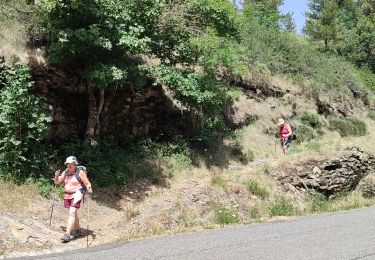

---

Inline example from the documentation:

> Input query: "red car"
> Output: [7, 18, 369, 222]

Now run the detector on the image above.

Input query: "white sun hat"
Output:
[64, 156, 78, 165]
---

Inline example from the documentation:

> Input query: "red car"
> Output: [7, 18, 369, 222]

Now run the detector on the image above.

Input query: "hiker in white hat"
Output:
[53, 156, 93, 243]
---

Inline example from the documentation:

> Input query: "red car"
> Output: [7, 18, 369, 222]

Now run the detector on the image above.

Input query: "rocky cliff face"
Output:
[31, 64, 193, 141]
[277, 147, 375, 198]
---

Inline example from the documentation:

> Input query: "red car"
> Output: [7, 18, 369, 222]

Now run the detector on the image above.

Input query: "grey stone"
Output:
[277, 148, 375, 197]
[312, 166, 321, 174]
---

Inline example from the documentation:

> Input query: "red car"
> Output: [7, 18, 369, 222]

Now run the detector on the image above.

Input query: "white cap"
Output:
[64, 156, 78, 165]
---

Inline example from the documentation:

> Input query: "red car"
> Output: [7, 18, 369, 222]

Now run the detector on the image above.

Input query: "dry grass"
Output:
[0, 16, 29, 62]
[0, 181, 39, 214]
[0, 4, 45, 65]
[1, 83, 375, 252]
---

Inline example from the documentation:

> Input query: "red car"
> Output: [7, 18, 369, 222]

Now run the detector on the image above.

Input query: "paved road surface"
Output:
[24, 207, 375, 260]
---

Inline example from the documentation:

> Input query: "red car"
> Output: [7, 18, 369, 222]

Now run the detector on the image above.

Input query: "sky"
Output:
[279, 0, 309, 33]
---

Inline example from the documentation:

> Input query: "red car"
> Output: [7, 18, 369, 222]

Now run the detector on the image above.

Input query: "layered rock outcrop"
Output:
[30, 65, 193, 140]
[278, 147, 375, 197]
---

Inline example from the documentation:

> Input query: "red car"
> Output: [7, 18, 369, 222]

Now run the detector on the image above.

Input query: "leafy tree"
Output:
[35, 0, 240, 143]
[304, 0, 374, 72]
[337, 0, 375, 71]
[304, 0, 340, 49]
[280, 12, 296, 32]
[243, 0, 284, 29]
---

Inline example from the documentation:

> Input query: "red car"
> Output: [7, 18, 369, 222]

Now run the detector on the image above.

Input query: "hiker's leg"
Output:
[66, 206, 77, 235]
[74, 209, 80, 230]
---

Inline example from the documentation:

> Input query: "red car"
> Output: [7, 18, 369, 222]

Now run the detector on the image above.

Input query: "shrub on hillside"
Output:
[328, 116, 367, 137]
[367, 111, 375, 120]
[246, 180, 269, 199]
[59, 137, 192, 188]
[215, 206, 239, 225]
[268, 197, 295, 217]
[293, 122, 317, 143]
[0, 63, 52, 180]
[301, 111, 324, 129]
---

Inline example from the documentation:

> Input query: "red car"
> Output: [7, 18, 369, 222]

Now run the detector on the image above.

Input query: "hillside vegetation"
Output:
[1, 0, 375, 256]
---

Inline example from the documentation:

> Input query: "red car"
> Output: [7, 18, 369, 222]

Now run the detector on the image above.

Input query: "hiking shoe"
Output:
[72, 229, 82, 238]
[60, 233, 71, 243]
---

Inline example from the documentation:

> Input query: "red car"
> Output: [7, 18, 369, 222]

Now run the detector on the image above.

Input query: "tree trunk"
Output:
[86, 84, 119, 143]
[95, 89, 105, 136]
[101, 84, 118, 134]
[86, 84, 98, 143]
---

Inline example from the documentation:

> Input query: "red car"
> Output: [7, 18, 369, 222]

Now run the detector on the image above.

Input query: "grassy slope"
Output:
[2, 3, 375, 256]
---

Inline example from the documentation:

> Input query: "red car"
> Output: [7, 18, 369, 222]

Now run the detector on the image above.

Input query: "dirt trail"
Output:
[0, 174, 217, 258]
[1, 158, 281, 259]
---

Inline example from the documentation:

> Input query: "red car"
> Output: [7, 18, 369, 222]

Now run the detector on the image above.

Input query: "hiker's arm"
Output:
[79, 170, 93, 193]
[53, 170, 65, 185]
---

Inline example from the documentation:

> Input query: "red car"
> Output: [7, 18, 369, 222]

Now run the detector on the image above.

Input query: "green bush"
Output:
[357, 68, 375, 94]
[308, 191, 331, 213]
[246, 180, 269, 199]
[268, 198, 295, 217]
[0, 63, 52, 181]
[367, 111, 375, 120]
[240, 19, 372, 102]
[215, 206, 239, 225]
[59, 137, 192, 188]
[301, 111, 324, 129]
[328, 116, 367, 137]
[294, 122, 317, 143]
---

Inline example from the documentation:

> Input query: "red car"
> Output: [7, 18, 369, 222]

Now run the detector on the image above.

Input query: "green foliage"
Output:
[243, 0, 284, 29]
[367, 110, 375, 120]
[246, 180, 269, 199]
[0, 63, 52, 180]
[241, 17, 366, 98]
[301, 111, 324, 129]
[304, 0, 340, 49]
[187, 0, 240, 38]
[338, 12, 375, 72]
[85, 64, 127, 89]
[308, 190, 331, 213]
[140, 138, 192, 178]
[357, 67, 375, 93]
[328, 116, 367, 137]
[215, 206, 239, 225]
[145, 65, 224, 109]
[192, 34, 247, 76]
[304, 0, 375, 72]
[226, 88, 242, 101]
[304, 140, 321, 152]
[268, 197, 295, 217]
[59, 137, 192, 187]
[292, 122, 317, 143]
[36, 0, 163, 88]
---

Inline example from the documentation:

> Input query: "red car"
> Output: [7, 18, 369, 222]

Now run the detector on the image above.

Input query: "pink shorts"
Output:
[64, 198, 81, 209]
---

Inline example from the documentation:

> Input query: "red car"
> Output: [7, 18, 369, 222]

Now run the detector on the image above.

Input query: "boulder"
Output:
[278, 147, 375, 198]
[357, 175, 375, 198]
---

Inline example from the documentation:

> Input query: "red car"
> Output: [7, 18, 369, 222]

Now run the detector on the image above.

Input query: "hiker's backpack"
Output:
[64, 166, 88, 192]
[283, 123, 297, 141]
[289, 124, 297, 140]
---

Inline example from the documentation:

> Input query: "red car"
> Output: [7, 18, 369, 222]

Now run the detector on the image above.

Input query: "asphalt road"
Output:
[25, 207, 375, 260]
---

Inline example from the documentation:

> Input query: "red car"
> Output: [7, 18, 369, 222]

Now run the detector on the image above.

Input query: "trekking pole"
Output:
[274, 138, 277, 158]
[86, 196, 90, 248]
[49, 183, 57, 228]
